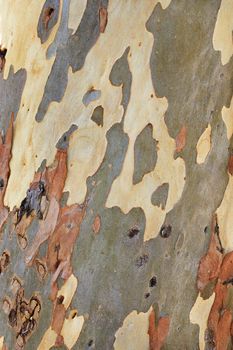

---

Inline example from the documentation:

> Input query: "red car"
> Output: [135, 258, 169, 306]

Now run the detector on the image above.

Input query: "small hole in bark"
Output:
[144, 292, 150, 299]
[128, 227, 139, 238]
[0, 178, 4, 190]
[57, 295, 64, 304]
[71, 311, 77, 319]
[135, 254, 149, 267]
[43, 7, 55, 29]
[8, 309, 17, 327]
[204, 226, 208, 234]
[88, 339, 93, 347]
[159, 224, 172, 238]
[149, 276, 157, 287]
[0, 48, 7, 72]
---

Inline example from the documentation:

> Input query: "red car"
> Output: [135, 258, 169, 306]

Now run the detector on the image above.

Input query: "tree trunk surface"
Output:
[0, 1, 232, 349]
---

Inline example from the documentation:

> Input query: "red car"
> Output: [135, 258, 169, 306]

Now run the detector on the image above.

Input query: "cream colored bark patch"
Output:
[190, 293, 215, 350]
[57, 273, 78, 309]
[0, 337, 4, 350]
[61, 311, 84, 349]
[68, 0, 87, 33]
[196, 124, 211, 164]
[114, 308, 152, 350]
[213, 0, 233, 65]
[38, 327, 57, 350]
[222, 96, 233, 140]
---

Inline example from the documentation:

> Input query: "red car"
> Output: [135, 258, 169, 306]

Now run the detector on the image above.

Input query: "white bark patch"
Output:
[213, 0, 233, 65]
[196, 124, 211, 164]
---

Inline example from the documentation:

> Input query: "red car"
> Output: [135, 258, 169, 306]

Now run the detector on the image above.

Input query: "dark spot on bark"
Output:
[17, 181, 46, 224]
[223, 277, 233, 286]
[57, 295, 64, 304]
[0, 177, 4, 190]
[159, 225, 172, 238]
[8, 309, 17, 327]
[135, 254, 149, 267]
[149, 276, 157, 287]
[128, 226, 140, 238]
[37, 0, 60, 44]
[0, 48, 7, 72]
[133, 124, 158, 185]
[145, 292, 150, 299]
[88, 339, 94, 347]
[204, 226, 208, 234]
[91, 105, 104, 127]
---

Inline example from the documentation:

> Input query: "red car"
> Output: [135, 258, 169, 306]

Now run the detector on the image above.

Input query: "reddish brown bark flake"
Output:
[0, 113, 14, 231]
[92, 214, 101, 234]
[228, 154, 233, 175]
[175, 126, 187, 153]
[99, 7, 108, 33]
[148, 309, 170, 350]
[197, 214, 223, 292]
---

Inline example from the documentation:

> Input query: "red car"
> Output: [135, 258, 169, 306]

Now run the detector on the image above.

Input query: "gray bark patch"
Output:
[133, 123, 158, 185]
[0, 66, 26, 136]
[82, 89, 101, 107]
[56, 123, 78, 150]
[109, 46, 132, 117]
[151, 183, 169, 210]
[91, 105, 104, 126]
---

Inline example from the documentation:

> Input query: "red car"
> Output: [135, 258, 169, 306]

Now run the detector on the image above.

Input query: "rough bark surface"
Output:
[0, 1, 233, 349]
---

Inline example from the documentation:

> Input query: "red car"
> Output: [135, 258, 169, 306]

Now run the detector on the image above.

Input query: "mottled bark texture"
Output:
[0, 0, 233, 349]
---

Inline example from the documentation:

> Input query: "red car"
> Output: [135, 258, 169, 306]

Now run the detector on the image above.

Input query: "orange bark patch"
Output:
[51, 297, 66, 335]
[0, 113, 14, 231]
[25, 149, 68, 265]
[99, 7, 108, 33]
[175, 126, 187, 153]
[228, 154, 233, 175]
[92, 214, 101, 234]
[197, 215, 223, 292]
[47, 203, 86, 283]
[148, 309, 170, 350]
[205, 252, 233, 348]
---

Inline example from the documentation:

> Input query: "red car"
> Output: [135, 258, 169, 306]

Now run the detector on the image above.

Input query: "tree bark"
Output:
[0, 1, 232, 349]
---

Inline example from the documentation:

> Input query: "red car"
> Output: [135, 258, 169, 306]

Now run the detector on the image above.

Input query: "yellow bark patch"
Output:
[190, 293, 215, 350]
[213, 0, 233, 65]
[114, 308, 152, 350]
[61, 310, 85, 349]
[196, 124, 211, 164]
[57, 273, 78, 309]
[0, 337, 4, 350]
[37, 327, 57, 350]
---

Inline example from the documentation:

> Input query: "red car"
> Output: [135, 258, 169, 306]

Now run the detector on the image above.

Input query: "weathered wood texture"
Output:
[0, 1, 232, 349]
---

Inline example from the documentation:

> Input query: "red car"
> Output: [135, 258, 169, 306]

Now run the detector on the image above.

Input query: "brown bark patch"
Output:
[0, 113, 13, 231]
[92, 215, 101, 234]
[99, 7, 108, 33]
[175, 126, 187, 153]
[197, 215, 223, 292]
[148, 309, 170, 350]
[228, 154, 233, 175]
